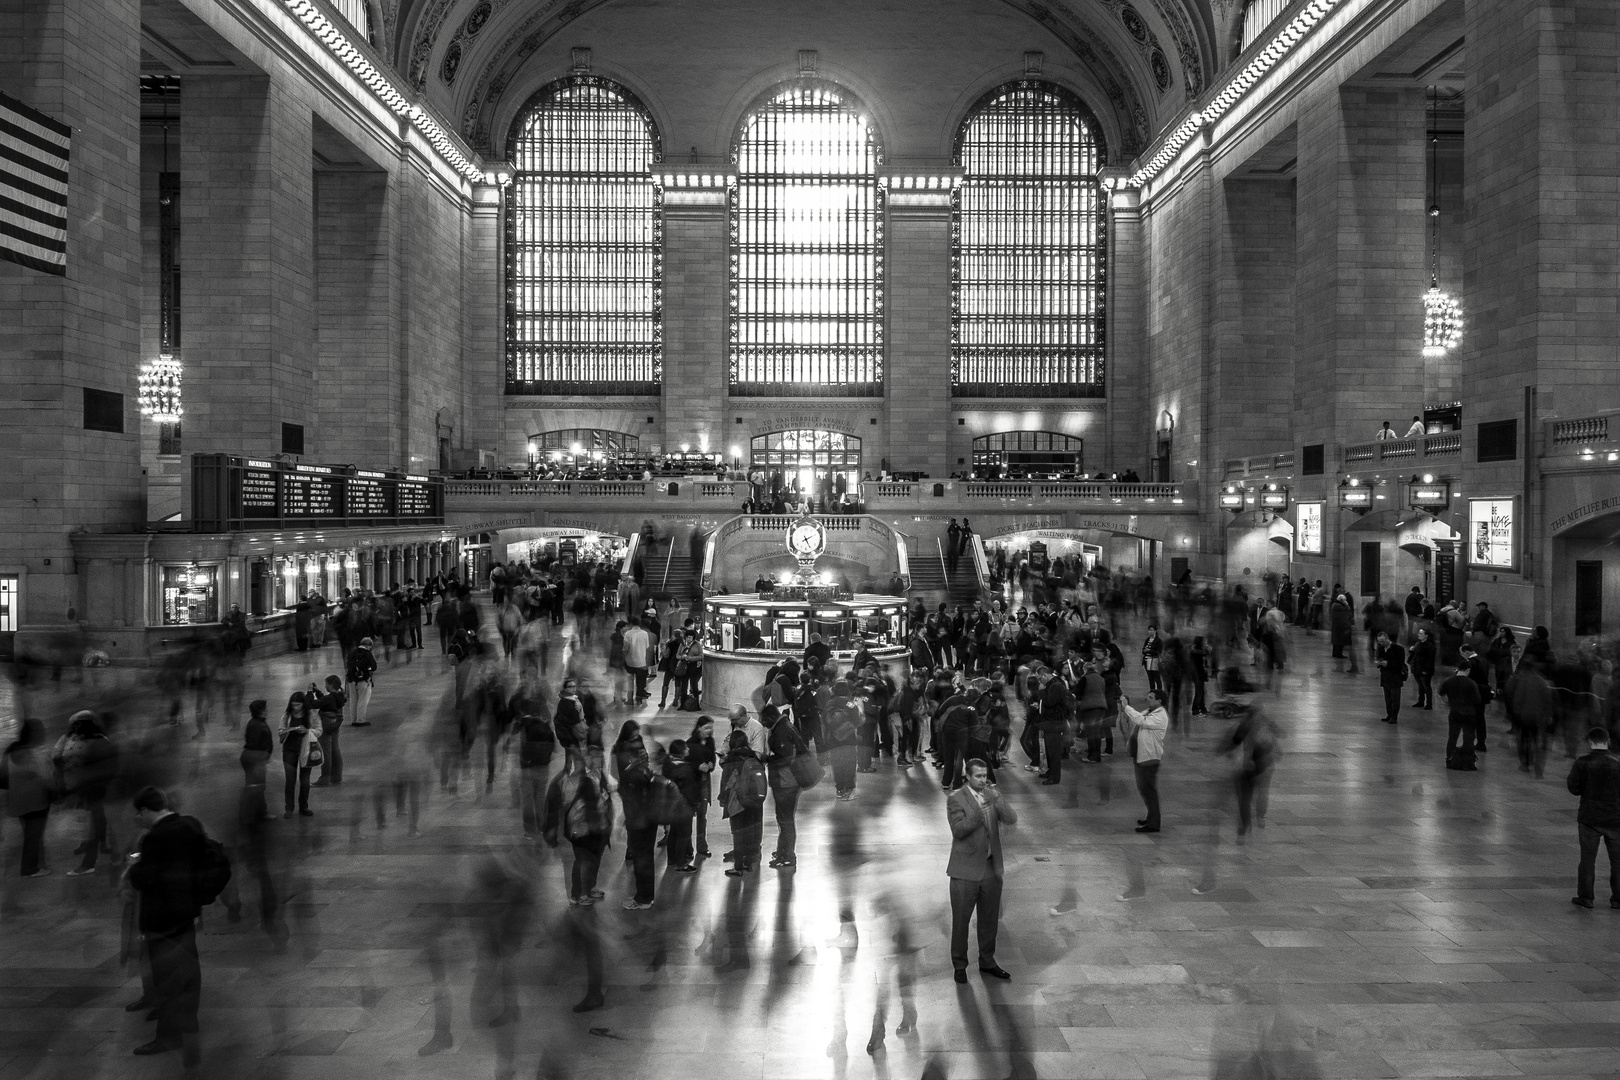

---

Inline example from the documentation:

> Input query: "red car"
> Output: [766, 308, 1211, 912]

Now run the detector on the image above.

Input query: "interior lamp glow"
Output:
[282, 563, 298, 579]
[1422, 284, 1463, 357]
[138, 354, 183, 422]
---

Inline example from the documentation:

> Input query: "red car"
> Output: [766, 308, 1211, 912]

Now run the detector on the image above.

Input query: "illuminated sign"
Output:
[1469, 498, 1515, 569]
[1340, 487, 1372, 510]
[1259, 489, 1289, 510]
[1296, 503, 1323, 554]
[1219, 490, 1244, 510]
[1411, 482, 1450, 509]
[191, 454, 444, 532]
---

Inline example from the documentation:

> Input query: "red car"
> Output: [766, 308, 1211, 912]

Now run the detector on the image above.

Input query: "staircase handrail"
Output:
[969, 533, 990, 597]
[660, 534, 675, 594]
[936, 536, 949, 584]
[619, 531, 640, 581]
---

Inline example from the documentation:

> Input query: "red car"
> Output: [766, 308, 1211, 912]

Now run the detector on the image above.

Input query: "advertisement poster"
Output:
[1296, 503, 1323, 554]
[1468, 498, 1514, 568]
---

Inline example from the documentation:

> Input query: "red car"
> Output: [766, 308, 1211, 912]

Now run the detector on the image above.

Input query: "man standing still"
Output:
[1375, 631, 1407, 724]
[127, 787, 214, 1065]
[1440, 663, 1481, 770]
[1568, 727, 1620, 910]
[946, 759, 1016, 983]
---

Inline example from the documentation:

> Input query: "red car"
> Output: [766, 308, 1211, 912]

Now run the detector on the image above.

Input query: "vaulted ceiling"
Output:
[377, 0, 1231, 162]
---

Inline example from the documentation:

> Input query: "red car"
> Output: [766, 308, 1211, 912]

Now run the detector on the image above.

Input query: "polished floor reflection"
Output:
[2, 614, 1618, 1080]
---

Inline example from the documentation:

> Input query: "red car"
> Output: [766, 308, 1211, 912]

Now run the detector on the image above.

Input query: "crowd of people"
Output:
[6, 549, 1620, 1070]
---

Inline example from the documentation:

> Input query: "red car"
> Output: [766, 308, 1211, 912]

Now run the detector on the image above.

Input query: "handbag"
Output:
[305, 739, 324, 767]
[789, 752, 823, 790]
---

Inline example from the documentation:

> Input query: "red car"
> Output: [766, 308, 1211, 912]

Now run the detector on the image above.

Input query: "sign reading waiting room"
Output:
[1468, 497, 1516, 570]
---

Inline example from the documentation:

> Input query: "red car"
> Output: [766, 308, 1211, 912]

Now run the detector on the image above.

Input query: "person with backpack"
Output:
[126, 785, 230, 1065]
[346, 637, 377, 727]
[612, 720, 658, 909]
[823, 681, 864, 801]
[543, 749, 614, 908]
[719, 729, 767, 876]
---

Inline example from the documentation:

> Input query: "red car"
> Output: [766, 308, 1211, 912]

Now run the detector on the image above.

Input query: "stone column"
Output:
[181, 74, 316, 461]
[0, 0, 145, 631]
[661, 189, 726, 455]
[1106, 186, 1145, 474]
[1294, 86, 1428, 441]
[885, 190, 952, 477]
[1463, 0, 1620, 627]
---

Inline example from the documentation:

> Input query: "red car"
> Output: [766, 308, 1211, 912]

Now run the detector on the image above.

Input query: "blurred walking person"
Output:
[54, 710, 118, 876]
[3, 719, 55, 877]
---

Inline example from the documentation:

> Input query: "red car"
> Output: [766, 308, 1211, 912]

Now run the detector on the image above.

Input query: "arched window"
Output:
[951, 82, 1106, 398]
[1240, 0, 1290, 51]
[505, 77, 662, 395]
[731, 83, 884, 397]
[971, 431, 1084, 479]
[749, 429, 863, 493]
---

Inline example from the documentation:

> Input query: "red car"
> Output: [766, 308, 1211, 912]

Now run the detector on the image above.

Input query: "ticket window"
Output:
[162, 565, 219, 625]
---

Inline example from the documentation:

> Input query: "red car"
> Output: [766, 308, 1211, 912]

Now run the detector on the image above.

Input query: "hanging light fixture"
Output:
[141, 80, 184, 422]
[139, 354, 183, 421]
[1422, 85, 1462, 358]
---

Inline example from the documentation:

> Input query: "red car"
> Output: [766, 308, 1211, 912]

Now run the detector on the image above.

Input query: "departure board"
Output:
[191, 455, 445, 531]
[347, 474, 391, 517]
[283, 468, 341, 517]
[396, 479, 434, 517]
[241, 460, 279, 518]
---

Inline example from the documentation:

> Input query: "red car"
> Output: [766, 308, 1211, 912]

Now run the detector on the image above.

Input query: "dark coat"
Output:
[1568, 751, 1620, 828]
[129, 813, 208, 934]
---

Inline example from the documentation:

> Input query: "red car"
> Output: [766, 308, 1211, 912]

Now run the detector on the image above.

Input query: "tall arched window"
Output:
[731, 83, 884, 397]
[505, 77, 662, 395]
[951, 82, 1106, 398]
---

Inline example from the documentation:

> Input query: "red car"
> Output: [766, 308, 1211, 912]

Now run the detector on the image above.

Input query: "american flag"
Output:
[0, 90, 71, 276]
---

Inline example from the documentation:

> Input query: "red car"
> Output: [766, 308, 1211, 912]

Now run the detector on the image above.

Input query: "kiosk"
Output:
[699, 512, 910, 708]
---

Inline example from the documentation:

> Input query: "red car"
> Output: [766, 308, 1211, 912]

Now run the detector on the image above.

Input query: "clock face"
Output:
[789, 522, 823, 556]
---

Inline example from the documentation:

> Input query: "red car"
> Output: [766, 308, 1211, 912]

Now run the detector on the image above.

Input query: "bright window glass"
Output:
[952, 82, 1105, 397]
[506, 78, 661, 395]
[731, 85, 883, 396]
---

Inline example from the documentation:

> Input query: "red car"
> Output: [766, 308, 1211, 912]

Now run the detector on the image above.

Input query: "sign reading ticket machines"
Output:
[1468, 498, 1516, 570]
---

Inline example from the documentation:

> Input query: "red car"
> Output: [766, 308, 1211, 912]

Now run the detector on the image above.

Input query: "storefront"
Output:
[65, 527, 464, 665]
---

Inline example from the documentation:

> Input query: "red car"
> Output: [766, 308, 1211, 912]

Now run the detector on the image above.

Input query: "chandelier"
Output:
[138, 354, 183, 422]
[1421, 86, 1462, 359]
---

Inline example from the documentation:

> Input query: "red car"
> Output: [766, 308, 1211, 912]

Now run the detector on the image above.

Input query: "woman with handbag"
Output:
[3, 719, 56, 877]
[312, 675, 348, 786]
[612, 721, 657, 910]
[279, 692, 320, 817]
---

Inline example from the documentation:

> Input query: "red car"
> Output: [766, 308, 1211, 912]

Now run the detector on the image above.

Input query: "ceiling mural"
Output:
[395, 0, 1216, 157]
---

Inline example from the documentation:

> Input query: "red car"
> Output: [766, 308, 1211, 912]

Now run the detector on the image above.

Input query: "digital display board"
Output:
[191, 455, 444, 531]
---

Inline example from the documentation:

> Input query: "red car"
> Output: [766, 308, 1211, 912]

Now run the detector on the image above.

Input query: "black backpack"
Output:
[190, 820, 233, 907]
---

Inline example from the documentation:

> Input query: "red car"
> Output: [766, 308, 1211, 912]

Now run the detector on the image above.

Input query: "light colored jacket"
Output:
[1120, 701, 1169, 763]
[623, 625, 652, 669]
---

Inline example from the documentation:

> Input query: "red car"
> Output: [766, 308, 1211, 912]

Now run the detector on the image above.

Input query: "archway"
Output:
[970, 431, 1084, 479]
[749, 430, 863, 504]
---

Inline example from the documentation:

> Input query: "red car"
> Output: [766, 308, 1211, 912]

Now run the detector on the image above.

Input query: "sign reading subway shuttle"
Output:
[191, 454, 444, 531]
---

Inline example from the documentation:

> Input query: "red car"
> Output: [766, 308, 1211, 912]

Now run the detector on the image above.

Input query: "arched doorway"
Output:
[749, 430, 862, 502]
[971, 431, 1084, 479]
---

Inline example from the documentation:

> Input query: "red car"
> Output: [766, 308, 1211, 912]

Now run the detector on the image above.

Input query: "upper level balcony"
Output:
[443, 477, 1198, 519]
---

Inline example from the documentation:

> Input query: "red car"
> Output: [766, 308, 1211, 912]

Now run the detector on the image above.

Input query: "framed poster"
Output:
[1296, 502, 1323, 554]
[1468, 497, 1516, 570]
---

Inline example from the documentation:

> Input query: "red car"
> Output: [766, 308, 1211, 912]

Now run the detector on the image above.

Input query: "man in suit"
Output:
[946, 758, 1017, 983]
[1375, 631, 1408, 724]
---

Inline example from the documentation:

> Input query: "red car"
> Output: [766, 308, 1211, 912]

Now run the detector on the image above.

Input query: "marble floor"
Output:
[2, 612, 1618, 1080]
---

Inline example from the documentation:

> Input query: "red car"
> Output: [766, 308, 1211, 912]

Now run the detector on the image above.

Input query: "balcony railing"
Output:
[1223, 451, 1294, 477]
[1342, 436, 1459, 467]
[1552, 416, 1609, 445]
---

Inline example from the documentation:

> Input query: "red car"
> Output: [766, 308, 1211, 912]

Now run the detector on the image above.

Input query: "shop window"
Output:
[162, 565, 218, 625]
[158, 421, 182, 456]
